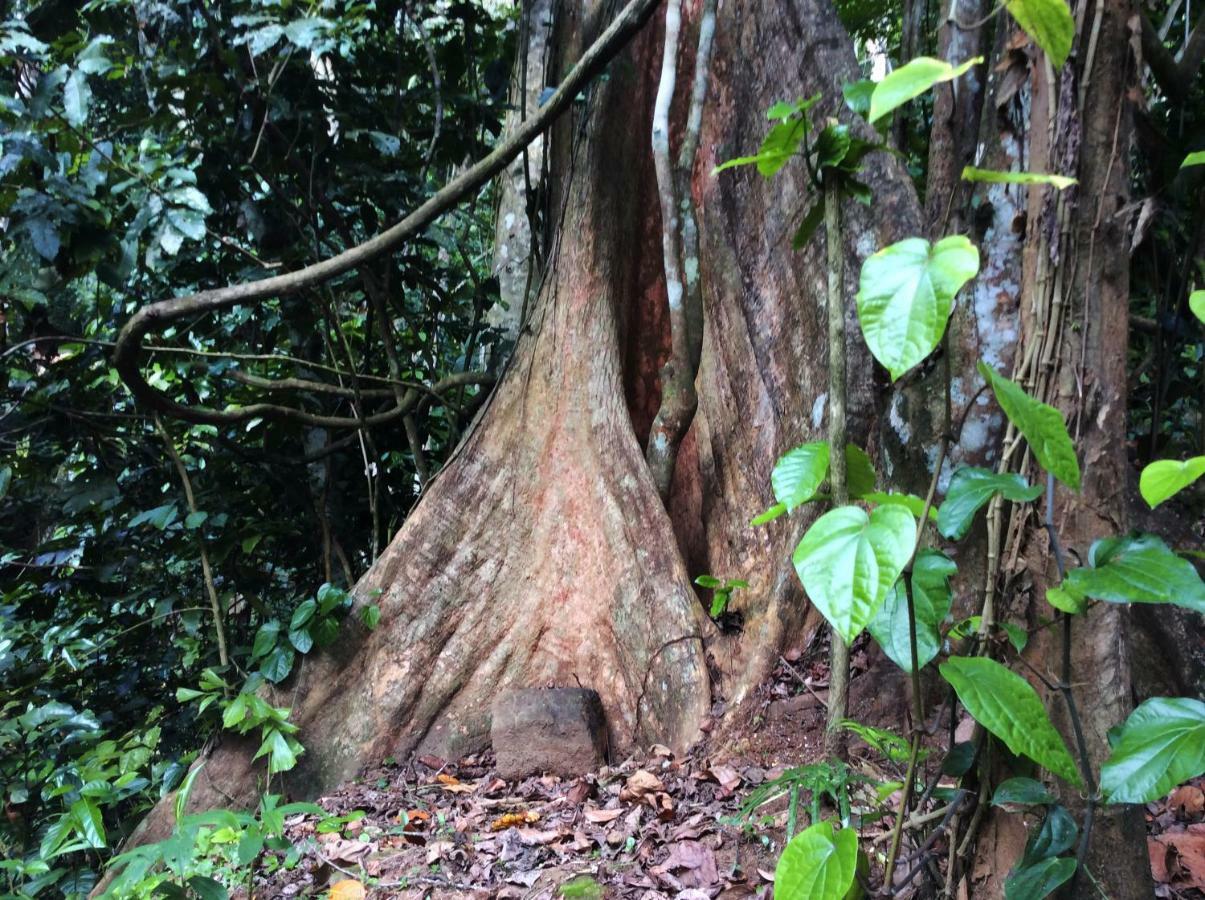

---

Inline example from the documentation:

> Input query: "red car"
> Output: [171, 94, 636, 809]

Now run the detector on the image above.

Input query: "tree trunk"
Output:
[121, 4, 1155, 897]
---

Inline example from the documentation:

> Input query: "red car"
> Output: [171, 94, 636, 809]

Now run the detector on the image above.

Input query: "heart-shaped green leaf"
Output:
[1062, 534, 1205, 614]
[857, 236, 979, 381]
[937, 467, 1043, 540]
[1003, 857, 1077, 900]
[978, 362, 1080, 490]
[940, 656, 1083, 787]
[1139, 456, 1205, 508]
[1005, 0, 1075, 68]
[773, 819, 858, 900]
[793, 505, 915, 644]
[772, 442, 830, 511]
[868, 56, 982, 124]
[1101, 697, 1205, 804]
[868, 549, 956, 671]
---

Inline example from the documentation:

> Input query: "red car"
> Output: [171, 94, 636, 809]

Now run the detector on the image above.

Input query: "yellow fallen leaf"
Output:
[490, 810, 540, 831]
[329, 880, 365, 900]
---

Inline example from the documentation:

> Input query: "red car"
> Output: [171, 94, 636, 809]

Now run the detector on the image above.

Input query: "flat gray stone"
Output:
[491, 688, 607, 779]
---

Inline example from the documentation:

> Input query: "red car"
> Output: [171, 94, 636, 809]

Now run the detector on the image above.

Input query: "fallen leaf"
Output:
[328, 879, 366, 900]
[491, 810, 540, 831]
[583, 807, 624, 824]
[620, 770, 665, 801]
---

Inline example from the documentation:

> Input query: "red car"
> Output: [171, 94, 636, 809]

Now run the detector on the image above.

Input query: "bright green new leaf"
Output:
[960, 166, 1076, 189]
[978, 362, 1080, 490]
[714, 118, 806, 178]
[1063, 534, 1205, 614]
[1003, 857, 1076, 900]
[1180, 150, 1205, 168]
[793, 505, 915, 644]
[1191, 290, 1205, 324]
[773, 819, 858, 900]
[868, 550, 956, 671]
[221, 694, 248, 730]
[1139, 456, 1205, 508]
[773, 442, 830, 510]
[69, 798, 106, 848]
[857, 236, 979, 381]
[1005, 0, 1075, 68]
[868, 56, 981, 124]
[1044, 584, 1085, 614]
[940, 656, 1083, 787]
[1100, 697, 1205, 804]
[937, 467, 1043, 540]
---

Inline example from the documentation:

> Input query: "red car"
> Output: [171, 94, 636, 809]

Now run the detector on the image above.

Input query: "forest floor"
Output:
[247, 638, 1205, 899]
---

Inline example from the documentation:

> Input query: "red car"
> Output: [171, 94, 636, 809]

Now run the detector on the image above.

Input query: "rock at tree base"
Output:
[491, 688, 608, 779]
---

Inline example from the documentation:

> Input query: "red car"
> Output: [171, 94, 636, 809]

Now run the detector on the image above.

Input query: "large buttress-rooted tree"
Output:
[122, 1, 1159, 894]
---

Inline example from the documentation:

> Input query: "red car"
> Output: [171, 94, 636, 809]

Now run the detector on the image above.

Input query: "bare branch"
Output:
[113, 0, 663, 425]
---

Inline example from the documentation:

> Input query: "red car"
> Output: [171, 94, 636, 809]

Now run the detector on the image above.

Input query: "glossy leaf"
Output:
[940, 656, 1082, 787]
[773, 819, 858, 900]
[1182, 151, 1205, 168]
[868, 56, 981, 123]
[846, 444, 877, 498]
[1062, 534, 1205, 614]
[1003, 857, 1076, 900]
[992, 777, 1054, 807]
[1100, 697, 1205, 804]
[978, 362, 1080, 490]
[1044, 585, 1085, 615]
[960, 166, 1076, 189]
[868, 550, 956, 671]
[857, 236, 979, 381]
[1023, 805, 1077, 862]
[1005, 0, 1075, 67]
[772, 442, 830, 510]
[793, 505, 915, 644]
[1139, 456, 1205, 508]
[751, 502, 788, 526]
[937, 467, 1043, 540]
[63, 69, 90, 125]
[862, 491, 937, 520]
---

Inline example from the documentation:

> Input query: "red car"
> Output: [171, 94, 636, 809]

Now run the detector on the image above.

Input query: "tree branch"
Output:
[1141, 8, 1205, 102]
[112, 0, 663, 425]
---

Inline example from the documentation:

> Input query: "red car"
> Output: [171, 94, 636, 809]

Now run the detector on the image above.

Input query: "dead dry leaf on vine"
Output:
[328, 879, 365, 900]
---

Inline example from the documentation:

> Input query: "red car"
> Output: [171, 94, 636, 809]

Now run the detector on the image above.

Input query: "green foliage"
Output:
[1139, 456, 1205, 508]
[960, 166, 1076, 189]
[1100, 697, 1205, 804]
[855, 236, 979, 381]
[939, 657, 1082, 787]
[1058, 534, 1205, 614]
[868, 550, 955, 671]
[992, 777, 1055, 807]
[977, 362, 1081, 490]
[937, 468, 1044, 541]
[694, 575, 749, 618]
[867, 57, 981, 124]
[773, 820, 858, 900]
[734, 760, 857, 833]
[1003, 857, 1077, 900]
[773, 442, 832, 511]
[714, 96, 821, 176]
[1182, 151, 1205, 168]
[1005, 0, 1075, 67]
[793, 505, 915, 644]
[1191, 289, 1205, 323]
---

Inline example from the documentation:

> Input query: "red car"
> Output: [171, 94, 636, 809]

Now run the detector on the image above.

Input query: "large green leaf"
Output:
[772, 442, 830, 511]
[1100, 697, 1205, 804]
[714, 97, 820, 177]
[992, 777, 1055, 807]
[937, 467, 1043, 540]
[1183, 151, 1205, 169]
[1061, 534, 1205, 614]
[1023, 805, 1077, 863]
[846, 444, 877, 498]
[960, 166, 1076, 189]
[773, 819, 858, 900]
[1191, 290, 1205, 323]
[939, 656, 1082, 787]
[1005, 0, 1075, 68]
[856, 236, 978, 381]
[868, 56, 981, 124]
[977, 362, 1080, 490]
[63, 68, 90, 126]
[868, 550, 956, 671]
[1139, 457, 1205, 508]
[1003, 857, 1077, 900]
[793, 505, 915, 644]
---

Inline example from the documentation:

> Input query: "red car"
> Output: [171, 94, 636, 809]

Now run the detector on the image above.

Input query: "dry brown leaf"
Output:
[490, 810, 540, 831]
[583, 807, 624, 824]
[619, 770, 664, 801]
[328, 879, 366, 900]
